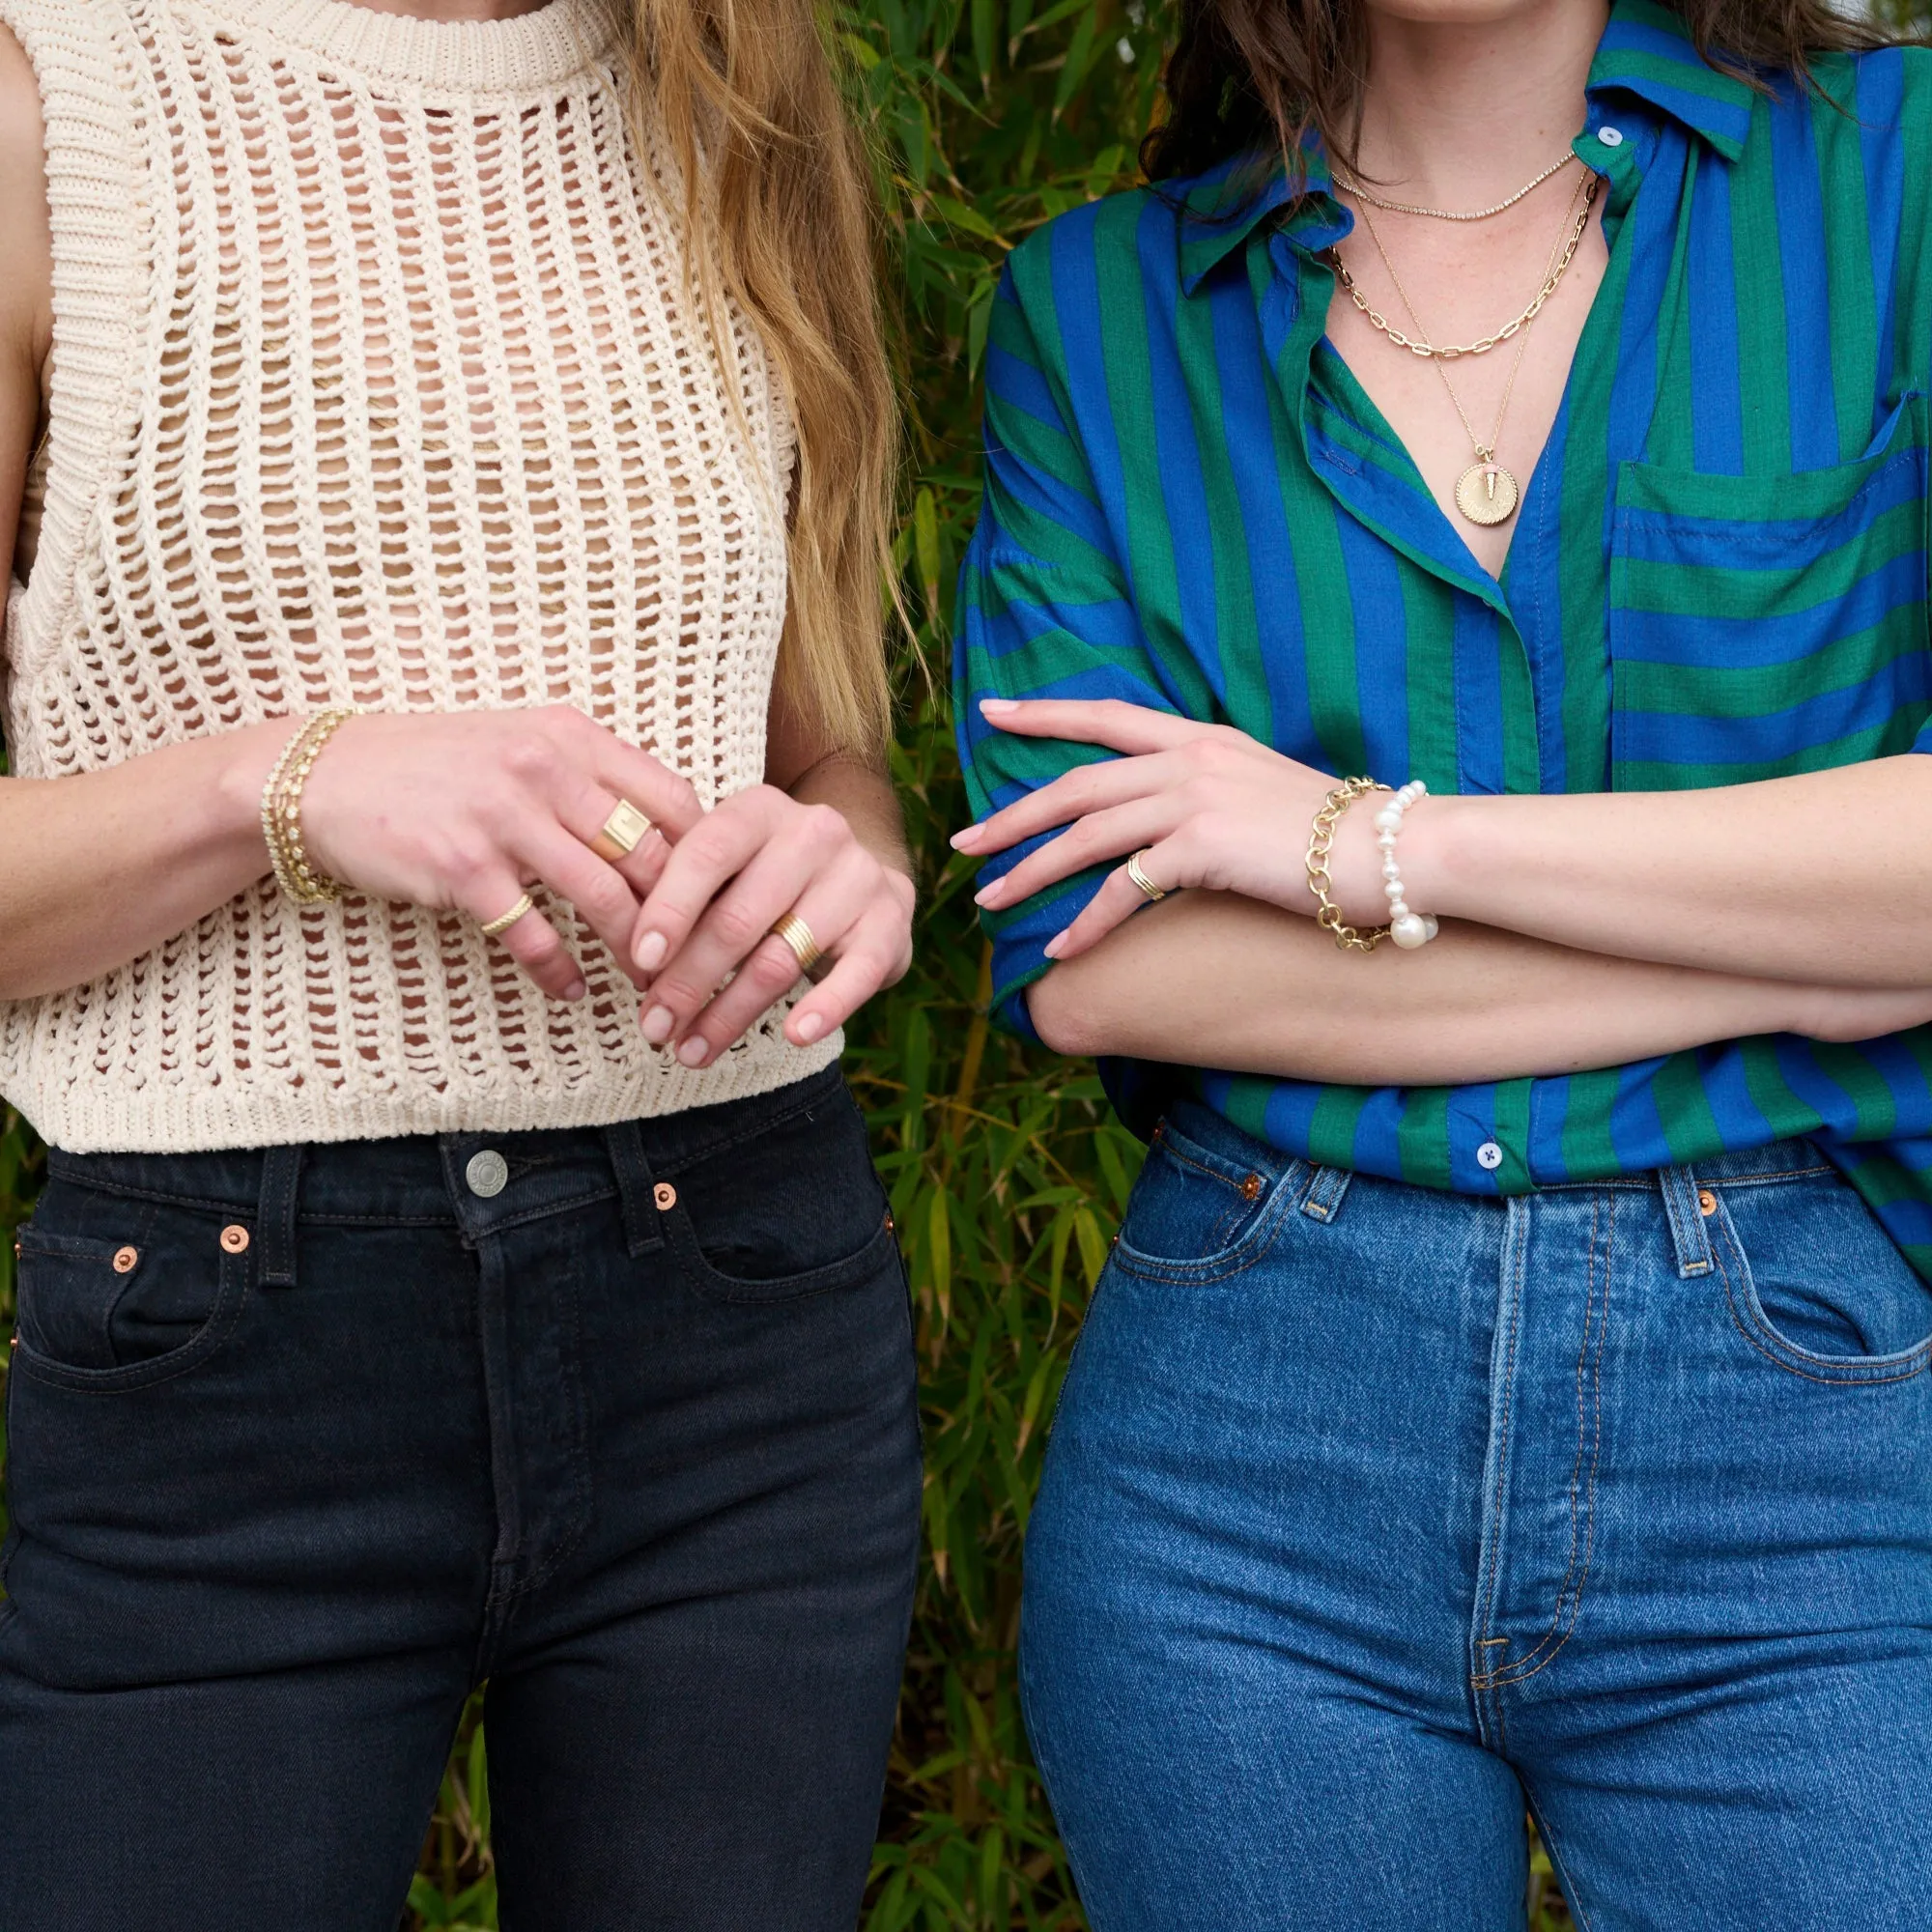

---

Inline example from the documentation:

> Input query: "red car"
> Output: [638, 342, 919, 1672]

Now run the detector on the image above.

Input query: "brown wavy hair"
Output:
[1143, 1, 1908, 192]
[619, 0, 897, 759]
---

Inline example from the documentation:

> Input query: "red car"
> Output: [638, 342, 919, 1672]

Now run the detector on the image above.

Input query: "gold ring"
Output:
[587, 798, 653, 865]
[770, 913, 824, 980]
[479, 892, 535, 938]
[1126, 849, 1168, 903]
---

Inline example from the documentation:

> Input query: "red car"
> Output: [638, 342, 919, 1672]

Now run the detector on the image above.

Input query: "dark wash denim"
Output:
[0, 1065, 922, 1932]
[1020, 1102, 1932, 1932]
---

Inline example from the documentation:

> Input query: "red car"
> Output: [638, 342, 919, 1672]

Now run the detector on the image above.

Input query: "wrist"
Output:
[213, 718, 307, 873]
[1389, 790, 1473, 922]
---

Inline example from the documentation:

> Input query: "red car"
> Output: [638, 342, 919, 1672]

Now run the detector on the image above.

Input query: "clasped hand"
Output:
[953, 697, 1391, 953]
[299, 706, 912, 1064]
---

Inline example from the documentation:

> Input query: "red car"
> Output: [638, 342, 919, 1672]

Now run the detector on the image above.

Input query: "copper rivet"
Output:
[1697, 1190, 1719, 1218]
[220, 1224, 251, 1254]
[112, 1245, 139, 1274]
[1240, 1174, 1263, 1201]
[653, 1183, 676, 1211]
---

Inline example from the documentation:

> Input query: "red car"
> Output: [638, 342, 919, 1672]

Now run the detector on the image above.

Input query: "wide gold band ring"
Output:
[587, 798, 653, 866]
[770, 913, 826, 980]
[479, 892, 536, 938]
[1126, 849, 1168, 903]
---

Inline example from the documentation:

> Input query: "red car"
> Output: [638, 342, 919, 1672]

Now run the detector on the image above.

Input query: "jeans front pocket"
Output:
[13, 1185, 252, 1394]
[1111, 1114, 1302, 1286]
[1608, 392, 1930, 792]
[1706, 1173, 1932, 1388]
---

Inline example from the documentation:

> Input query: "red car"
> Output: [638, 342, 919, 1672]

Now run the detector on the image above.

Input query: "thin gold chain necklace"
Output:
[1326, 168, 1597, 361]
[1332, 150, 1578, 223]
[1351, 169, 1594, 528]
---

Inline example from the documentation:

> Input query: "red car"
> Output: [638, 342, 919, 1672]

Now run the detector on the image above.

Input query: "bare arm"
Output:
[1027, 891, 1932, 1087]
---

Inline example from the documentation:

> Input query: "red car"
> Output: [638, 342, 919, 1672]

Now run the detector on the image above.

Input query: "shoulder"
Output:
[1003, 183, 1179, 334]
[0, 18, 51, 364]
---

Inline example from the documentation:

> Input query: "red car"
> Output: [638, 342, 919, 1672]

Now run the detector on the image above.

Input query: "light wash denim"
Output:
[1020, 1102, 1932, 1930]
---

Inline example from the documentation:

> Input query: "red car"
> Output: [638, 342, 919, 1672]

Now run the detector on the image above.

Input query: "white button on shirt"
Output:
[1476, 1142, 1504, 1172]
[1597, 126, 1625, 148]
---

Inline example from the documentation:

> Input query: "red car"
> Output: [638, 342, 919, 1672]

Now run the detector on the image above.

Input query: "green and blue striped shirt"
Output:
[955, 0, 1932, 1273]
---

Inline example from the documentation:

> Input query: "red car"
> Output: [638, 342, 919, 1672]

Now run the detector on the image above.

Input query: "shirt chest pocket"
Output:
[1606, 393, 1931, 792]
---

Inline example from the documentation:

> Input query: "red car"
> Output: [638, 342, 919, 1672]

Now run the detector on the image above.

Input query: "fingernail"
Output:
[979, 697, 1020, 716]
[635, 930, 668, 973]
[563, 979, 587, 1002]
[641, 1006, 676, 1044]
[950, 827, 982, 851]
[1042, 930, 1068, 959]
[795, 1011, 826, 1043]
[677, 1037, 710, 1068]
[975, 882, 1004, 907]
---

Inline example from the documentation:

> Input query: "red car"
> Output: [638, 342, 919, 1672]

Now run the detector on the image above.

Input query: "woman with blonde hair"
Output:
[0, 1, 918, 1924]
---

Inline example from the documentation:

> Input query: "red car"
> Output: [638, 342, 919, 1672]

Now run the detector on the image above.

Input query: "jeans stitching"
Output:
[1477, 1191, 1611, 1690]
[1710, 1212, 1932, 1387]
[1521, 1777, 1596, 1932]
[1475, 1204, 1529, 1667]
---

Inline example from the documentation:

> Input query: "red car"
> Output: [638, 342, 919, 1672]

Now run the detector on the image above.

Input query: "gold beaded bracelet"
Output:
[260, 709, 356, 905]
[1305, 776, 1394, 952]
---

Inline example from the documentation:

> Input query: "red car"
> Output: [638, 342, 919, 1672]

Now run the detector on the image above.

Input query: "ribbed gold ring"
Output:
[770, 913, 824, 979]
[479, 893, 535, 938]
[587, 798, 653, 865]
[1126, 849, 1168, 903]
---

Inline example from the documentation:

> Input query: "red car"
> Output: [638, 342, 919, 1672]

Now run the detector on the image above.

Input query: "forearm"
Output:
[783, 752, 912, 888]
[0, 724, 288, 1000]
[1400, 757, 1932, 987]
[1025, 891, 1853, 1088]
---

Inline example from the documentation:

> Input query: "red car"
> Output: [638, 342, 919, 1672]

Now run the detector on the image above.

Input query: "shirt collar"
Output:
[1173, 0, 1756, 298]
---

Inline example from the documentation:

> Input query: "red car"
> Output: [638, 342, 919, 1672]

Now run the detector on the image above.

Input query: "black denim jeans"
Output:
[0, 1065, 922, 1931]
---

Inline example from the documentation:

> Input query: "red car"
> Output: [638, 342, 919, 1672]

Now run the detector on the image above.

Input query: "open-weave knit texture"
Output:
[0, 0, 839, 1152]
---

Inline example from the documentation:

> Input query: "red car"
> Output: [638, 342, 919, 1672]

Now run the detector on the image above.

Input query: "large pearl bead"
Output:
[1390, 912, 1431, 949]
[1373, 809, 1403, 833]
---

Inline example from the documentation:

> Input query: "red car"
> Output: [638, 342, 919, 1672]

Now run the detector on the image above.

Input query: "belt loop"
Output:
[604, 1119, 664, 1258]
[1299, 1163, 1353, 1224]
[256, 1144, 305, 1290]
[1657, 1163, 1715, 1277]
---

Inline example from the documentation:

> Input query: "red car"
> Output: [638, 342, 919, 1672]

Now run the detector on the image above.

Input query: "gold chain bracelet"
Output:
[260, 709, 356, 905]
[1306, 777, 1393, 952]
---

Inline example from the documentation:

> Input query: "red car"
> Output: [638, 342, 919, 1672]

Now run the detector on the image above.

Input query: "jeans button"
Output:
[466, 1150, 510, 1199]
[1476, 1141, 1504, 1172]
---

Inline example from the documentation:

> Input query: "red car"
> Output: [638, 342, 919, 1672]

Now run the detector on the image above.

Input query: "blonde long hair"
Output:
[620, 0, 898, 760]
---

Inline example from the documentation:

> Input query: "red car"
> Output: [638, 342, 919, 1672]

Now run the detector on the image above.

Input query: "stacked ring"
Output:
[770, 913, 826, 980]
[1126, 849, 1168, 903]
[588, 798, 653, 865]
[480, 893, 535, 938]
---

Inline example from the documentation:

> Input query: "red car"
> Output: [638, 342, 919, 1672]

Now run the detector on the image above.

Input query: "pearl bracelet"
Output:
[1371, 781, 1440, 951]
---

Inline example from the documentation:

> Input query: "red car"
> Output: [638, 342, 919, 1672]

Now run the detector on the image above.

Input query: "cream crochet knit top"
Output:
[0, 0, 841, 1152]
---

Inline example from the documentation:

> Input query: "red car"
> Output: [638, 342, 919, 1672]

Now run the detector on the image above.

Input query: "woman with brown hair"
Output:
[0, 1, 918, 1925]
[955, 0, 1932, 1923]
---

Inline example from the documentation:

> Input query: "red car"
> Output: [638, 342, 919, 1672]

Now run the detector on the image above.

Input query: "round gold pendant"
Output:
[1455, 461, 1520, 526]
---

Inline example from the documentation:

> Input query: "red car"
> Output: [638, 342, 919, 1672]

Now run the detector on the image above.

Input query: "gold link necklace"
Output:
[1325, 169, 1597, 361]
[1334, 169, 1598, 527]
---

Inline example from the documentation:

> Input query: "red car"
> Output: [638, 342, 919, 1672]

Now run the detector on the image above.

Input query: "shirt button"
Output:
[1476, 1141, 1504, 1172]
[1596, 125, 1625, 148]
[466, 1150, 509, 1199]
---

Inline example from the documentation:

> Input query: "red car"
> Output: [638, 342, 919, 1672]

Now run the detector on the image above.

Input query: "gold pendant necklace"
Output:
[1345, 171, 1594, 529]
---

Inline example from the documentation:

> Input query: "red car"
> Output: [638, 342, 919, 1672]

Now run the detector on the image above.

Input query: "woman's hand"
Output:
[298, 706, 703, 1001]
[626, 785, 915, 1068]
[952, 696, 1383, 959]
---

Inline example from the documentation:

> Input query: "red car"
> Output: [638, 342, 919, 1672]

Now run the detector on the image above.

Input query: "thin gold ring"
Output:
[587, 798, 653, 866]
[479, 892, 536, 938]
[1126, 849, 1168, 903]
[770, 913, 824, 980]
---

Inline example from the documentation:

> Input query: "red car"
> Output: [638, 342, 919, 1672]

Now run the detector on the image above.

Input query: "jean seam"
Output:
[1477, 1189, 1611, 1690]
[1475, 1203, 1529, 1668]
[1710, 1215, 1932, 1387]
[1521, 1776, 1596, 1932]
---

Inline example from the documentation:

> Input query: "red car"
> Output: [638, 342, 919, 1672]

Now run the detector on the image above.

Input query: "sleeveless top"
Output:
[0, 0, 840, 1152]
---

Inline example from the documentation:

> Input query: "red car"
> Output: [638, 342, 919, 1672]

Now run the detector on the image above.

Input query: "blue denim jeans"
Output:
[0, 1065, 922, 1931]
[1020, 1102, 1932, 1931]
